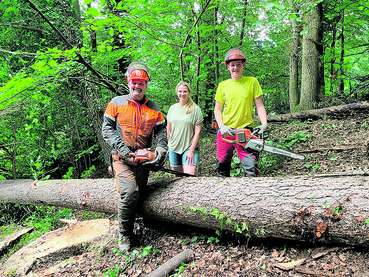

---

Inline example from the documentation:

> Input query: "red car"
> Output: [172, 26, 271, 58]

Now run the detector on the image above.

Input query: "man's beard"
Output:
[130, 88, 142, 94]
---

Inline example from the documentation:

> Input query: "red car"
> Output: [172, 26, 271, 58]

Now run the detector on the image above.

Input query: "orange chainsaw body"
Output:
[133, 149, 156, 163]
[221, 129, 255, 146]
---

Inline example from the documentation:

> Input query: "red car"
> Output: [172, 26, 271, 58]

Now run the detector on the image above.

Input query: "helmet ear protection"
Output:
[125, 62, 150, 81]
[224, 49, 246, 64]
[128, 69, 149, 82]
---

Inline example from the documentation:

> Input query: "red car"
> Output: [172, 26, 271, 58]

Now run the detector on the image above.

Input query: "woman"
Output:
[167, 81, 203, 176]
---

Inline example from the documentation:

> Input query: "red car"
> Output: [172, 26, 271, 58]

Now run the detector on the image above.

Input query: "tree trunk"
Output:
[338, 10, 345, 97]
[288, 7, 301, 112]
[317, 3, 324, 102]
[329, 19, 338, 95]
[195, 11, 201, 104]
[239, 0, 248, 47]
[268, 101, 369, 122]
[299, 4, 321, 110]
[1, 176, 369, 247]
[11, 124, 17, 179]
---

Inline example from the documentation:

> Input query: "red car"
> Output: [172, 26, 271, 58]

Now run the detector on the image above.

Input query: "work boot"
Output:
[118, 235, 131, 252]
[217, 162, 230, 177]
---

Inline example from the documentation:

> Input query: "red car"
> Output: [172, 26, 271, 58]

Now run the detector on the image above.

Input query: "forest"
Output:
[0, 0, 368, 180]
[0, 0, 368, 276]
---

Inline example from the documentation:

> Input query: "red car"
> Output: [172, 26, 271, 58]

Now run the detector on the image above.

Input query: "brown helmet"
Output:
[125, 62, 150, 81]
[224, 48, 246, 64]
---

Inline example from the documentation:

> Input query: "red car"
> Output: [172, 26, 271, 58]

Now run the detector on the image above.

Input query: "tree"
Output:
[300, 3, 323, 110]
[1, 176, 369, 247]
[288, 3, 302, 111]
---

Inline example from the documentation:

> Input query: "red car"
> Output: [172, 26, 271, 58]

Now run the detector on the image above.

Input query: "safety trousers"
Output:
[112, 153, 149, 239]
[216, 131, 258, 177]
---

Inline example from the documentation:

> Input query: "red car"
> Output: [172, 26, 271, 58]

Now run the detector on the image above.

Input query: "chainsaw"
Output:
[222, 128, 305, 160]
[132, 149, 194, 177]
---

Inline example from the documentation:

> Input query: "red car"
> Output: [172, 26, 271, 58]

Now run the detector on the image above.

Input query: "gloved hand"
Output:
[116, 148, 138, 166]
[254, 123, 268, 137]
[142, 146, 167, 170]
[219, 124, 231, 136]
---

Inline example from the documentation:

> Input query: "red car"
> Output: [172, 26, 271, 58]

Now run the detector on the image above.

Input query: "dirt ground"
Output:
[4, 112, 369, 276]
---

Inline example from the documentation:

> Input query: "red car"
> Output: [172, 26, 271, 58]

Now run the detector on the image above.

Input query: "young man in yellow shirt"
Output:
[214, 48, 268, 177]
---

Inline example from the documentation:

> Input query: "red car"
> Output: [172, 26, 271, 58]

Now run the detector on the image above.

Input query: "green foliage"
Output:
[111, 247, 125, 257]
[170, 262, 188, 277]
[188, 206, 253, 241]
[0, 223, 19, 239]
[259, 130, 310, 174]
[0, 206, 74, 260]
[364, 218, 369, 226]
[0, 0, 368, 183]
[206, 236, 220, 244]
[79, 210, 107, 220]
[5, 269, 17, 277]
[281, 131, 311, 149]
[304, 162, 321, 173]
[140, 245, 160, 257]
[259, 153, 280, 175]
[25, 206, 73, 234]
[81, 165, 96, 178]
[63, 167, 75, 179]
[331, 206, 343, 217]
[230, 156, 242, 177]
[361, 122, 368, 130]
[103, 265, 121, 277]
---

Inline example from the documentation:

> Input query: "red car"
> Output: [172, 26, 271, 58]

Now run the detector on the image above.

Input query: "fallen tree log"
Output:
[268, 101, 369, 122]
[147, 249, 194, 277]
[0, 177, 369, 247]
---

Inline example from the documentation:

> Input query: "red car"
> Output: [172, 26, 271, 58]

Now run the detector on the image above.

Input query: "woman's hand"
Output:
[186, 149, 195, 166]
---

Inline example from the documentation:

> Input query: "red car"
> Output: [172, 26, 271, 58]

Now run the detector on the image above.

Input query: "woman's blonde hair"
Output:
[176, 81, 195, 114]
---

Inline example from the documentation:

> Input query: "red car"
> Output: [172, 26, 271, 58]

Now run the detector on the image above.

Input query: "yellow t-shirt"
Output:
[215, 76, 263, 128]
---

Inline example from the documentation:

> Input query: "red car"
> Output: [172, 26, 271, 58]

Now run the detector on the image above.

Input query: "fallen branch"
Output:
[274, 258, 306, 271]
[0, 227, 34, 256]
[2, 219, 110, 276]
[269, 101, 369, 122]
[146, 249, 194, 277]
[298, 145, 363, 153]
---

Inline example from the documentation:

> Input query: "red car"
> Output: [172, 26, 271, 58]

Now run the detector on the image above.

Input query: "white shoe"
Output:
[118, 236, 131, 252]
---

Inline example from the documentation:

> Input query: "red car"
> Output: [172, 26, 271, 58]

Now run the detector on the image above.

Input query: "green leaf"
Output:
[86, 7, 99, 17]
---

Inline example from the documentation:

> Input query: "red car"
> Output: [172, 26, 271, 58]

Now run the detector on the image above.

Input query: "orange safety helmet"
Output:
[224, 48, 246, 64]
[126, 62, 150, 81]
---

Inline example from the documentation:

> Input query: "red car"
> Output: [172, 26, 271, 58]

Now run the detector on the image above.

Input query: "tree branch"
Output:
[239, 0, 248, 47]
[345, 49, 369, 57]
[0, 23, 47, 34]
[121, 15, 180, 48]
[179, 0, 212, 80]
[24, 0, 118, 93]
[0, 48, 37, 57]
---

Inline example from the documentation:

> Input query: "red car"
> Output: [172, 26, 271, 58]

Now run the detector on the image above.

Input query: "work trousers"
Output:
[112, 153, 149, 239]
[216, 131, 258, 177]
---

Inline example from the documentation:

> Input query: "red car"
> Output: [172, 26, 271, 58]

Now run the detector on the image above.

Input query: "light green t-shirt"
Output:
[215, 76, 263, 128]
[167, 103, 203, 154]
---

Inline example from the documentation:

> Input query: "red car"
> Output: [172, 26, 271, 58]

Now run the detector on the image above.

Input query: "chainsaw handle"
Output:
[253, 128, 269, 139]
[221, 128, 238, 144]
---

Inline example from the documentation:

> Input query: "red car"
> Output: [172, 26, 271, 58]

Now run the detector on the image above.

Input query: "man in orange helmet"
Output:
[102, 62, 167, 251]
[214, 48, 268, 177]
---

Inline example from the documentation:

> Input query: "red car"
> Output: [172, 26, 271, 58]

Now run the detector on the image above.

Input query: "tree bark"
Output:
[338, 10, 345, 97]
[288, 6, 301, 112]
[1, 176, 369, 247]
[329, 15, 339, 95]
[299, 4, 321, 110]
[147, 249, 194, 277]
[268, 101, 369, 122]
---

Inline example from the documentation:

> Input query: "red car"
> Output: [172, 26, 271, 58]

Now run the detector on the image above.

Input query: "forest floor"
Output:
[2, 111, 369, 276]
